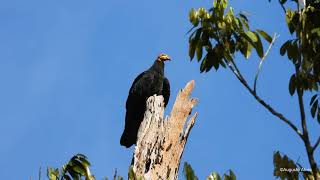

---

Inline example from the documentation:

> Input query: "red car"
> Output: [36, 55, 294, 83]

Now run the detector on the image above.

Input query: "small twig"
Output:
[313, 136, 320, 152]
[254, 33, 279, 94]
[227, 61, 303, 139]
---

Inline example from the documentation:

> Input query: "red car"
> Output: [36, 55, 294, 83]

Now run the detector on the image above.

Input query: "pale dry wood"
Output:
[133, 80, 198, 180]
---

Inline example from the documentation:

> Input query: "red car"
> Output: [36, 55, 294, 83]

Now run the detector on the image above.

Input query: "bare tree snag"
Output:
[133, 80, 198, 180]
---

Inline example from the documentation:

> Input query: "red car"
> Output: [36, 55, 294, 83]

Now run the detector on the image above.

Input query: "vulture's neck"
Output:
[149, 60, 164, 74]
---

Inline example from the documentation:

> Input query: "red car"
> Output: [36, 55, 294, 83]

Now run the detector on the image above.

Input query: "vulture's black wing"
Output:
[125, 71, 146, 108]
[121, 71, 154, 148]
[162, 77, 170, 107]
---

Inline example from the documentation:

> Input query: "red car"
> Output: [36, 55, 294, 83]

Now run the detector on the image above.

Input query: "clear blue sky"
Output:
[0, 0, 319, 179]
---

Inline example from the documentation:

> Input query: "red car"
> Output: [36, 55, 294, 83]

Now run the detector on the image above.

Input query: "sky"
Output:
[0, 0, 319, 179]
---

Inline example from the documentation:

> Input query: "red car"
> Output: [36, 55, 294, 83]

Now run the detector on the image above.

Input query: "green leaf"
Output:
[287, 40, 299, 62]
[280, 40, 291, 56]
[189, 8, 199, 26]
[75, 153, 88, 160]
[239, 14, 249, 30]
[184, 162, 198, 180]
[196, 41, 203, 61]
[200, 56, 207, 73]
[254, 31, 264, 58]
[223, 51, 233, 62]
[189, 28, 202, 61]
[212, 47, 222, 70]
[310, 94, 318, 106]
[273, 151, 299, 180]
[72, 165, 86, 176]
[285, 9, 297, 34]
[239, 13, 248, 22]
[244, 42, 252, 59]
[189, 39, 197, 60]
[311, 100, 318, 118]
[273, 152, 281, 169]
[198, 7, 208, 19]
[206, 50, 217, 71]
[222, 0, 227, 9]
[207, 172, 221, 180]
[256, 29, 272, 43]
[213, 0, 218, 8]
[289, 74, 296, 96]
[128, 166, 135, 180]
[194, 28, 202, 45]
[228, 170, 236, 180]
[77, 154, 91, 168]
[47, 168, 59, 180]
[245, 31, 258, 43]
[223, 171, 236, 180]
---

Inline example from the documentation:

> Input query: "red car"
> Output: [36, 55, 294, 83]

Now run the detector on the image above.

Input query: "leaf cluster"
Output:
[183, 162, 236, 180]
[47, 154, 95, 180]
[188, 0, 272, 73]
[281, 6, 320, 91]
[278, 2, 320, 123]
[273, 151, 317, 180]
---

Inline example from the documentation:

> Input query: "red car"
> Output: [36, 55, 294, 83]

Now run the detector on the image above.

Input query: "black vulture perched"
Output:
[120, 53, 171, 148]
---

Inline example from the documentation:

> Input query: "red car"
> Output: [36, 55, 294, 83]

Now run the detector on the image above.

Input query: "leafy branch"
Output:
[188, 0, 303, 138]
[188, 0, 319, 179]
[47, 154, 95, 180]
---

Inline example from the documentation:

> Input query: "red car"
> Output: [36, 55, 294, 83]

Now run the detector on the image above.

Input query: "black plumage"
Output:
[120, 54, 171, 148]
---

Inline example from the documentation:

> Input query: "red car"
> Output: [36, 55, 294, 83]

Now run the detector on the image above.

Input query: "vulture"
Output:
[120, 53, 171, 148]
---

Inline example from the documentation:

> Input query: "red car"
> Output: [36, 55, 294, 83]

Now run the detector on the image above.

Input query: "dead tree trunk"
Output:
[133, 80, 198, 180]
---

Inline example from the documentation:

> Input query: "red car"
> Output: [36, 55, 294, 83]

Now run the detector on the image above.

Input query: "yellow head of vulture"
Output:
[157, 53, 171, 62]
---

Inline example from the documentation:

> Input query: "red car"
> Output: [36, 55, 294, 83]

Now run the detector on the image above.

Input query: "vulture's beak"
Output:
[160, 54, 171, 61]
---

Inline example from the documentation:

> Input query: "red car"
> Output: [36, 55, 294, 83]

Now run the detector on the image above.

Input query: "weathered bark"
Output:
[133, 80, 198, 180]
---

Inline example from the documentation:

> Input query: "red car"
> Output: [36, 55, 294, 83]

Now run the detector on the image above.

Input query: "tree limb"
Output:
[227, 61, 303, 139]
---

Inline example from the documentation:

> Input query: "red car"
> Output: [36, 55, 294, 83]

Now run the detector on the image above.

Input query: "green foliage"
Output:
[127, 166, 144, 180]
[128, 166, 137, 180]
[188, 0, 320, 179]
[47, 154, 95, 180]
[188, 0, 272, 73]
[47, 168, 59, 180]
[273, 151, 319, 180]
[278, 2, 320, 124]
[184, 162, 198, 180]
[61, 154, 93, 180]
[273, 151, 299, 180]
[183, 162, 236, 180]
[280, 5, 320, 94]
[207, 170, 236, 180]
